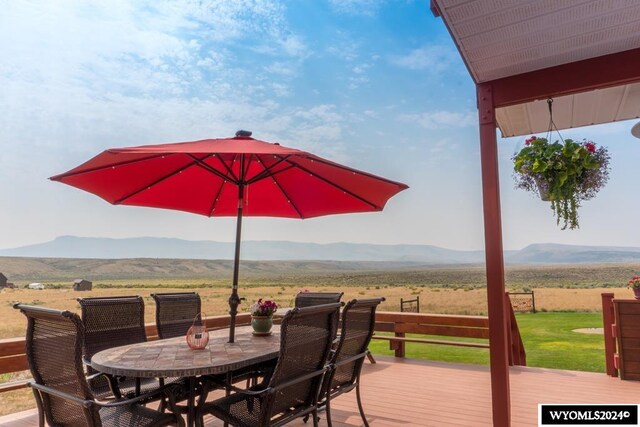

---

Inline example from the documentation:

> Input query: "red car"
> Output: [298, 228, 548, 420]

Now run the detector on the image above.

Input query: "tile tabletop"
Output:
[91, 325, 280, 378]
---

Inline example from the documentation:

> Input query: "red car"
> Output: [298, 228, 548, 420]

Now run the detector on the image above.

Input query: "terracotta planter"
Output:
[633, 287, 640, 300]
[251, 315, 273, 335]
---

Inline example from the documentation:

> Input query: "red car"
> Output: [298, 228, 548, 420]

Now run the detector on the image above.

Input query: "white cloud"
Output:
[352, 64, 370, 74]
[326, 31, 361, 62]
[280, 34, 308, 58]
[391, 44, 458, 72]
[329, 0, 385, 17]
[270, 83, 290, 97]
[398, 111, 477, 129]
[0, 0, 308, 103]
[264, 62, 298, 76]
[348, 75, 370, 90]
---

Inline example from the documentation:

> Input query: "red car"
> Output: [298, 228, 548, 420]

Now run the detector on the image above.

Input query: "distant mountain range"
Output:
[2, 236, 640, 265]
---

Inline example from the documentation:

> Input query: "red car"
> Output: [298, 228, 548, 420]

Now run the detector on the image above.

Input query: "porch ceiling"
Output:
[496, 82, 640, 137]
[432, 0, 640, 137]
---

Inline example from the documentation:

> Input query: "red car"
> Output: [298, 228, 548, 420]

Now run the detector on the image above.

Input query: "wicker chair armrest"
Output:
[333, 352, 367, 368]
[270, 367, 329, 394]
[84, 364, 122, 398]
[93, 383, 183, 408]
[86, 371, 107, 381]
[28, 382, 93, 408]
[204, 375, 268, 396]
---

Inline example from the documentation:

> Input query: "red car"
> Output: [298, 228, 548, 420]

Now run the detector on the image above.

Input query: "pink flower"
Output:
[584, 142, 596, 153]
[524, 136, 537, 146]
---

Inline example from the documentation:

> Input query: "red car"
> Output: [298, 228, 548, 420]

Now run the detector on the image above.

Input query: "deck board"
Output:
[1, 356, 638, 426]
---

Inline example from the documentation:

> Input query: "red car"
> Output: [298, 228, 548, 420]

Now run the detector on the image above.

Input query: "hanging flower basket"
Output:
[513, 136, 610, 230]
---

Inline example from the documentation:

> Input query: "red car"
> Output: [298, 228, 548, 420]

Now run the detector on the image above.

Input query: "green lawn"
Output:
[368, 312, 605, 372]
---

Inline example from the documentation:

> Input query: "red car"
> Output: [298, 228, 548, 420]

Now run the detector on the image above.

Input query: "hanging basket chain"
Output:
[546, 98, 565, 144]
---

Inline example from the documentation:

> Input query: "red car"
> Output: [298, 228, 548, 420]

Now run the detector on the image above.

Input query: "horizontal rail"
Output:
[0, 380, 30, 393]
[373, 336, 490, 349]
[0, 338, 25, 358]
[372, 311, 492, 358]
[376, 312, 489, 328]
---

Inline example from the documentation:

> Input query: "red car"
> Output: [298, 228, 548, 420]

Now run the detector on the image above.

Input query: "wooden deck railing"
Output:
[0, 296, 528, 397]
[371, 293, 527, 366]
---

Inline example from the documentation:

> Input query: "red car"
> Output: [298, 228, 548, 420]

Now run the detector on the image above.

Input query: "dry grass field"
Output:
[3, 260, 639, 339]
[0, 283, 629, 339]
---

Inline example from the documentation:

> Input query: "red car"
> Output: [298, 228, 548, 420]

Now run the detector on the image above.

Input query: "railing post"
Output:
[601, 293, 617, 377]
[505, 293, 514, 366]
[504, 292, 526, 366]
[394, 332, 406, 358]
[531, 290, 536, 313]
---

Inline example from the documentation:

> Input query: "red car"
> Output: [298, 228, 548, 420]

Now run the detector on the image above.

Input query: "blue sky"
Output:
[1, 0, 639, 252]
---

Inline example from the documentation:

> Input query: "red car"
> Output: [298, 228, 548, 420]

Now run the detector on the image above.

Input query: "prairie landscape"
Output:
[1, 259, 638, 338]
[0, 259, 636, 416]
[1, 259, 639, 338]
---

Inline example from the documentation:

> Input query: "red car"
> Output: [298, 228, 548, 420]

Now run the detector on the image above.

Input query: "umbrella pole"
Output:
[228, 183, 244, 343]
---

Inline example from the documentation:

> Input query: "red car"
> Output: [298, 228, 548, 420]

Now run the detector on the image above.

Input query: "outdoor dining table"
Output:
[91, 325, 281, 427]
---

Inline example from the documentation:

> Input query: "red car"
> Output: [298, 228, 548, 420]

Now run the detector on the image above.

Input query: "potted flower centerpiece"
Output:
[628, 275, 640, 300]
[513, 136, 610, 230]
[250, 298, 278, 336]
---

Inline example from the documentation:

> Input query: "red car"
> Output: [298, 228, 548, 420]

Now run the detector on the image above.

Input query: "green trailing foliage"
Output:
[513, 136, 610, 230]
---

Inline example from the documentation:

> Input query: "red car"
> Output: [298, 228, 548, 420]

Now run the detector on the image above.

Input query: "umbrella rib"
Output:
[219, 155, 240, 183]
[278, 156, 382, 210]
[207, 180, 227, 217]
[301, 155, 408, 188]
[50, 153, 168, 180]
[187, 154, 239, 184]
[114, 154, 208, 204]
[246, 155, 293, 185]
[252, 164, 295, 183]
[269, 174, 304, 218]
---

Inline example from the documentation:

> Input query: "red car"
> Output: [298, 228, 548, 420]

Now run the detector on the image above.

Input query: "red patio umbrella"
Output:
[51, 131, 408, 342]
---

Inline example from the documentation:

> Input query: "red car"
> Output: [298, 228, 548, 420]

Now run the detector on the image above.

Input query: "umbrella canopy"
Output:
[51, 131, 408, 341]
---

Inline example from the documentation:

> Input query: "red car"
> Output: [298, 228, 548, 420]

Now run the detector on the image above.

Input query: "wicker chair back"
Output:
[151, 292, 201, 339]
[15, 304, 101, 426]
[266, 303, 340, 422]
[294, 292, 344, 308]
[329, 298, 384, 394]
[78, 296, 147, 395]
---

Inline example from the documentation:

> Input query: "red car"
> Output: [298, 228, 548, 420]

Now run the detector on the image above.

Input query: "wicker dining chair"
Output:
[152, 292, 201, 339]
[321, 297, 384, 427]
[14, 304, 183, 427]
[294, 292, 344, 308]
[78, 296, 162, 400]
[200, 303, 341, 427]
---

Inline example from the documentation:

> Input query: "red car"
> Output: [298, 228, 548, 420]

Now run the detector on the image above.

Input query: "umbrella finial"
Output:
[235, 130, 252, 138]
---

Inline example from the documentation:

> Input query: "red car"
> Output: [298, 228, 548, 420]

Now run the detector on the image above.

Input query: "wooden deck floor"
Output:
[1, 356, 638, 426]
